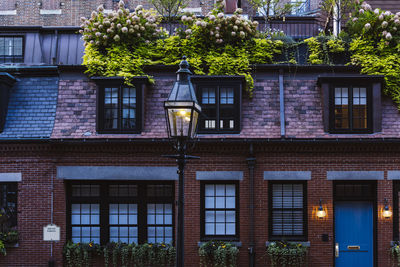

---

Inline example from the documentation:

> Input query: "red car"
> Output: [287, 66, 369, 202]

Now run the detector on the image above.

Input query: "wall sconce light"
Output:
[383, 198, 393, 219]
[316, 199, 326, 219]
[60, 2, 65, 8]
[37, 2, 42, 8]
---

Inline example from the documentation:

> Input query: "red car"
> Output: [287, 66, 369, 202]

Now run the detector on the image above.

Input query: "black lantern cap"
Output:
[166, 56, 199, 104]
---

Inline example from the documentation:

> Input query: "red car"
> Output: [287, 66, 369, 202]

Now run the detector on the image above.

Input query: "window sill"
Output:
[0, 10, 17, 15]
[198, 241, 242, 248]
[266, 241, 310, 247]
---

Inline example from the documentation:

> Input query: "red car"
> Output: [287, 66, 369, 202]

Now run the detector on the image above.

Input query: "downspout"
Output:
[247, 144, 256, 267]
[279, 69, 285, 138]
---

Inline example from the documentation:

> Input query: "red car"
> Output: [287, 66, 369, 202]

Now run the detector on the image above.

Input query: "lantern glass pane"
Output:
[167, 108, 192, 137]
[190, 109, 199, 138]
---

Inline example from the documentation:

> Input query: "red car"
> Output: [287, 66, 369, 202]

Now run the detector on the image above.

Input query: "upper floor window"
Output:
[93, 77, 146, 134]
[68, 182, 174, 244]
[193, 77, 243, 134]
[269, 182, 307, 241]
[318, 76, 383, 134]
[330, 85, 372, 133]
[201, 182, 239, 240]
[0, 36, 23, 63]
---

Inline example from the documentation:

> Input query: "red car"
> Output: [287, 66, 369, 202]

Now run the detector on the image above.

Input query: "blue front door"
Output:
[335, 202, 373, 267]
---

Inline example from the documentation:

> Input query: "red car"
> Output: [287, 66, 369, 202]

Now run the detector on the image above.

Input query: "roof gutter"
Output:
[2, 137, 400, 144]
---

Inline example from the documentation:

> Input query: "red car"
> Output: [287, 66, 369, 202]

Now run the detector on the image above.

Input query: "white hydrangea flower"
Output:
[122, 27, 128, 33]
[217, 13, 224, 18]
[374, 8, 380, 15]
[386, 32, 392, 40]
[364, 23, 371, 30]
[382, 21, 388, 28]
[359, 9, 364, 14]
[97, 5, 104, 12]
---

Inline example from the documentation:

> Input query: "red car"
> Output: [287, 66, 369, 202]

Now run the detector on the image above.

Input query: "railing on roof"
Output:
[258, 16, 320, 39]
[291, 0, 311, 16]
[160, 16, 320, 39]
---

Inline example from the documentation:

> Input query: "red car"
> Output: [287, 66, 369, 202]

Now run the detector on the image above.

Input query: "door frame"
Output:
[333, 181, 377, 267]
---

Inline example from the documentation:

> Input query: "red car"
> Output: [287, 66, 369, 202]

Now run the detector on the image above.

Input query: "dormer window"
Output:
[92, 77, 146, 134]
[332, 86, 371, 133]
[192, 76, 243, 134]
[318, 75, 383, 134]
[0, 36, 23, 63]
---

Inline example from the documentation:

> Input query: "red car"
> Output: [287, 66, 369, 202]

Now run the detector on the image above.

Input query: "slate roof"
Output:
[0, 76, 58, 139]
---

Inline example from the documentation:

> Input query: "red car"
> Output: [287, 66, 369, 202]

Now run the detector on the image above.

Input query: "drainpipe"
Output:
[279, 69, 285, 138]
[247, 143, 256, 267]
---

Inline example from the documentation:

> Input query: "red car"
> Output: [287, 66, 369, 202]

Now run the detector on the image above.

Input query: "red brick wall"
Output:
[0, 142, 396, 266]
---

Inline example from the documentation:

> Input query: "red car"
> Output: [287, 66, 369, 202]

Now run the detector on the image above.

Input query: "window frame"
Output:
[393, 181, 400, 240]
[200, 181, 240, 241]
[66, 181, 175, 245]
[329, 83, 373, 134]
[94, 77, 146, 134]
[268, 181, 308, 241]
[0, 182, 18, 229]
[0, 35, 24, 64]
[192, 76, 243, 134]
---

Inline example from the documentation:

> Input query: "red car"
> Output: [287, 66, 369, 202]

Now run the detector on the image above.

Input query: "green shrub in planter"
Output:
[63, 241, 102, 267]
[390, 241, 400, 266]
[266, 241, 308, 267]
[0, 230, 18, 244]
[103, 242, 175, 267]
[199, 241, 239, 267]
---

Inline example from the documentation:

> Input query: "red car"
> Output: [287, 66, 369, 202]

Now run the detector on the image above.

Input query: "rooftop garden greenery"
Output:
[81, 0, 400, 107]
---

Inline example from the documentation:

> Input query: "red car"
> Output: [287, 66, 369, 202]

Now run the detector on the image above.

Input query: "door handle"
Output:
[335, 243, 339, 258]
[347, 245, 360, 250]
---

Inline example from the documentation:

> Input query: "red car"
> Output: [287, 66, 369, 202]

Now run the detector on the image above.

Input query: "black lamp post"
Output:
[164, 57, 201, 267]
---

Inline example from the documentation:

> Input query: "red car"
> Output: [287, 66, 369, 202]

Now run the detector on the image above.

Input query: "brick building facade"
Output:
[0, 64, 398, 267]
[0, 1, 400, 267]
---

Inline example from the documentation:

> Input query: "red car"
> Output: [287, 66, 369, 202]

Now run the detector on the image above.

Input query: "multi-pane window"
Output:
[68, 182, 174, 245]
[269, 182, 307, 240]
[96, 79, 143, 133]
[201, 183, 238, 240]
[0, 183, 18, 229]
[147, 204, 173, 243]
[71, 204, 101, 243]
[104, 86, 136, 130]
[0, 37, 23, 63]
[331, 85, 371, 133]
[194, 80, 241, 133]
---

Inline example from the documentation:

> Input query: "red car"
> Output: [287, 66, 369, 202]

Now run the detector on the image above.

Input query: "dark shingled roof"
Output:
[0, 77, 58, 139]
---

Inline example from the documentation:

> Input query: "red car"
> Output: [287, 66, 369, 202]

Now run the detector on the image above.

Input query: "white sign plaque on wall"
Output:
[43, 224, 60, 241]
